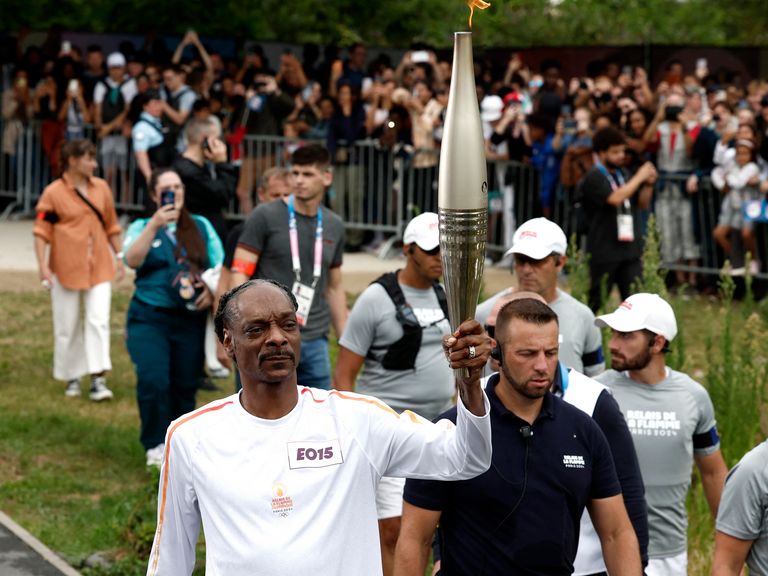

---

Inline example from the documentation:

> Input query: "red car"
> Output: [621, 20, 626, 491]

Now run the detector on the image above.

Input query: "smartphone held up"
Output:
[160, 189, 175, 207]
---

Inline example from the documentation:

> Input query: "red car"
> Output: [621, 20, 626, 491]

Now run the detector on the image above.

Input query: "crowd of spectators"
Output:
[4, 29, 768, 285]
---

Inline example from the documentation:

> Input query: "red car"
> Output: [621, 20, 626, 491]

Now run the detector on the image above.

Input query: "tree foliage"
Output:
[4, 0, 768, 48]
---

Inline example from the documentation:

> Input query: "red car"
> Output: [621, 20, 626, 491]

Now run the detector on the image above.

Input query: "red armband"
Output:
[231, 258, 256, 277]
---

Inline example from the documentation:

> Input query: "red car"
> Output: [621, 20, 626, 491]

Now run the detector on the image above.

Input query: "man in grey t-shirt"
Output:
[595, 293, 727, 576]
[476, 217, 605, 376]
[230, 145, 348, 389]
[713, 439, 768, 575]
[334, 212, 453, 576]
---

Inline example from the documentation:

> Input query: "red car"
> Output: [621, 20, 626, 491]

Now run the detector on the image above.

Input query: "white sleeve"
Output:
[359, 392, 492, 481]
[93, 82, 106, 105]
[726, 163, 760, 190]
[711, 166, 726, 190]
[122, 78, 138, 105]
[146, 434, 201, 576]
[713, 141, 729, 166]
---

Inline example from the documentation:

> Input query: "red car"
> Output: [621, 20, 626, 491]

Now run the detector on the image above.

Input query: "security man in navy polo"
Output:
[394, 298, 643, 576]
[478, 291, 648, 575]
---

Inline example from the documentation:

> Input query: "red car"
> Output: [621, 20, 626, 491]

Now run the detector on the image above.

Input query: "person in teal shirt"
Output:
[123, 167, 223, 467]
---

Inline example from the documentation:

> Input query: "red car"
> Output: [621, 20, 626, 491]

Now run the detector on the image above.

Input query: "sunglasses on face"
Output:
[484, 324, 495, 339]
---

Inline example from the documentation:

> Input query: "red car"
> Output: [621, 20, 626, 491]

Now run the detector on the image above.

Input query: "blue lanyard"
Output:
[287, 195, 323, 287]
[595, 162, 625, 191]
[559, 362, 570, 397]
[596, 163, 631, 211]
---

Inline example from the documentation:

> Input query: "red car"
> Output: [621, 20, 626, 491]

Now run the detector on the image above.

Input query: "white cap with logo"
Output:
[403, 212, 440, 251]
[595, 293, 678, 342]
[504, 217, 568, 260]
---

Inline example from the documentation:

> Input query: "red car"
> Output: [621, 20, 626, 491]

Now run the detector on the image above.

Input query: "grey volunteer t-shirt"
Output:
[477, 287, 605, 376]
[597, 368, 720, 559]
[238, 199, 345, 341]
[716, 440, 768, 575]
[339, 281, 454, 420]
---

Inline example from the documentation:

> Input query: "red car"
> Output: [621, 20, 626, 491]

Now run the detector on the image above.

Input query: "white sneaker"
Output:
[65, 379, 81, 397]
[146, 443, 165, 467]
[208, 367, 230, 379]
[89, 376, 114, 401]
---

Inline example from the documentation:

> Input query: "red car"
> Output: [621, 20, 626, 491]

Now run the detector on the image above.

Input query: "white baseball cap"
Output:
[403, 212, 440, 251]
[504, 217, 567, 260]
[480, 95, 504, 122]
[595, 293, 678, 342]
[107, 52, 126, 68]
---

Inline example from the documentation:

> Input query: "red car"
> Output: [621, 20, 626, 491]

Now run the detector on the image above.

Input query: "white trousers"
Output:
[205, 314, 226, 372]
[646, 551, 687, 576]
[51, 277, 112, 381]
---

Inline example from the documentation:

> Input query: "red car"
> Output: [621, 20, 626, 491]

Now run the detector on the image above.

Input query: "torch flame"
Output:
[466, 0, 491, 29]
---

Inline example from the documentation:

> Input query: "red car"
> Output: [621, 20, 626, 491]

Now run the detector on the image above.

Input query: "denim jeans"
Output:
[297, 336, 331, 390]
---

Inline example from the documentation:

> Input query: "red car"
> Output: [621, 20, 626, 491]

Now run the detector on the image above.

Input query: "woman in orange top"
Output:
[33, 139, 124, 400]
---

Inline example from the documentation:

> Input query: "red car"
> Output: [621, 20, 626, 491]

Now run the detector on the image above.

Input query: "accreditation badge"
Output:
[292, 281, 316, 326]
[617, 214, 635, 242]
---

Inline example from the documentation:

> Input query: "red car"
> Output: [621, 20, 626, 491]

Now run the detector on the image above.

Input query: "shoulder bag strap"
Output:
[72, 187, 106, 229]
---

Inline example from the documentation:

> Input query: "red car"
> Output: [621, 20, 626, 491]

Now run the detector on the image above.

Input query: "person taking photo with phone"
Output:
[122, 167, 223, 467]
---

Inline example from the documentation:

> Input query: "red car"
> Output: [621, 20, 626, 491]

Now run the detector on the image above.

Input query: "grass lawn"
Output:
[0, 281, 766, 574]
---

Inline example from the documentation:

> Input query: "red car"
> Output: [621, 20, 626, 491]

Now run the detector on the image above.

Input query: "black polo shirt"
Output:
[404, 374, 621, 576]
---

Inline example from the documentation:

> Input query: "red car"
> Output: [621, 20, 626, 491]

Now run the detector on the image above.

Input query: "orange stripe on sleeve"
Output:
[300, 387, 402, 418]
[148, 400, 233, 575]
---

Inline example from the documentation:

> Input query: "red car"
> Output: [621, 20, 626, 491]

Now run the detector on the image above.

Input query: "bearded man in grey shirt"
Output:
[595, 293, 728, 576]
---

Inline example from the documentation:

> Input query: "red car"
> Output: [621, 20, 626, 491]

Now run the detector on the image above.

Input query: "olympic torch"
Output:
[439, 31, 488, 381]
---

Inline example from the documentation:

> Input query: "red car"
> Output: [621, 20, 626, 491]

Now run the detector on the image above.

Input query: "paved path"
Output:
[0, 512, 80, 576]
[0, 220, 513, 295]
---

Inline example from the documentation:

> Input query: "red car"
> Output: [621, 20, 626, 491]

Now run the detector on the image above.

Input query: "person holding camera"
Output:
[122, 167, 223, 467]
[59, 78, 91, 141]
[235, 73, 294, 213]
[643, 91, 700, 289]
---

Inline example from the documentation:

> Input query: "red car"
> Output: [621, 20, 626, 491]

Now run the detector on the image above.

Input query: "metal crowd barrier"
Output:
[0, 119, 146, 219]
[3, 120, 766, 278]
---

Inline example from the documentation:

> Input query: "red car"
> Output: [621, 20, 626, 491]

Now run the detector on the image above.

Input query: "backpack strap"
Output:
[167, 86, 193, 109]
[373, 270, 406, 310]
[369, 270, 423, 371]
